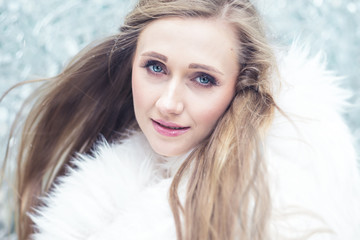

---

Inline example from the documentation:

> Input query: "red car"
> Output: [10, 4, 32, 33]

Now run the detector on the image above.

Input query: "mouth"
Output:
[153, 119, 188, 129]
[151, 119, 190, 137]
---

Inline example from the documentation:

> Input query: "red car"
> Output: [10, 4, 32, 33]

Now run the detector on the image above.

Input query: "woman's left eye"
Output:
[194, 74, 217, 87]
[150, 64, 163, 73]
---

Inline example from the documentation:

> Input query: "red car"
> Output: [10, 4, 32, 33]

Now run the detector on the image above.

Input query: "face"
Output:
[132, 17, 239, 157]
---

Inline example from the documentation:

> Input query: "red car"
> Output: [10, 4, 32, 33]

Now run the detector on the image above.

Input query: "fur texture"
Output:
[31, 44, 360, 240]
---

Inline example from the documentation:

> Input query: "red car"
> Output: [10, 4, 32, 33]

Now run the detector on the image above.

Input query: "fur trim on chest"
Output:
[32, 132, 180, 240]
[31, 44, 360, 240]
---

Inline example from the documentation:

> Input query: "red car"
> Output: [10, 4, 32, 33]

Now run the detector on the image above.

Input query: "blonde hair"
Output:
[4, 0, 277, 239]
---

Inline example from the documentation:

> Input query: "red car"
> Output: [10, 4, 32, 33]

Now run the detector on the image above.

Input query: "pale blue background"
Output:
[0, 0, 359, 238]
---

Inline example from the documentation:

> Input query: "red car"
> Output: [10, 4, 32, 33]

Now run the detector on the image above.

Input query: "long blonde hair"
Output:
[4, 0, 277, 239]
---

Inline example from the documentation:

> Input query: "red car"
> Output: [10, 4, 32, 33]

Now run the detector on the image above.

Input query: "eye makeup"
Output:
[139, 57, 220, 88]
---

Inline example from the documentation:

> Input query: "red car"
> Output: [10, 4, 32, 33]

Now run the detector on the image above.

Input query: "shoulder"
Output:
[267, 43, 360, 239]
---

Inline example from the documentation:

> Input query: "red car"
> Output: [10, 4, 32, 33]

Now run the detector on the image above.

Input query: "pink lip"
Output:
[152, 119, 190, 137]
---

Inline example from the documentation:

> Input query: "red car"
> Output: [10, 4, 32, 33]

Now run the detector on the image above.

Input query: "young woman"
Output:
[3, 0, 360, 239]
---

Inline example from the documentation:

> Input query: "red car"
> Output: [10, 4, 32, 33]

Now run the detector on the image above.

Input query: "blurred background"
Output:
[0, 0, 359, 238]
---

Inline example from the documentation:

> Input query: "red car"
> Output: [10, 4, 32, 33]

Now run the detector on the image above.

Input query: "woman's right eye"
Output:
[144, 60, 166, 74]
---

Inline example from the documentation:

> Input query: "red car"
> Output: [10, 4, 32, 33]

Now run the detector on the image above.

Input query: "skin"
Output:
[132, 17, 240, 156]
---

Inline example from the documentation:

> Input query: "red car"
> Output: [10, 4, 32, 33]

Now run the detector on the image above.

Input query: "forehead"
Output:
[135, 17, 239, 69]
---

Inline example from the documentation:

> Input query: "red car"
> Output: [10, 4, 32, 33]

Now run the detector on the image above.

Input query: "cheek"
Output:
[132, 72, 141, 106]
[194, 96, 233, 130]
[132, 69, 149, 111]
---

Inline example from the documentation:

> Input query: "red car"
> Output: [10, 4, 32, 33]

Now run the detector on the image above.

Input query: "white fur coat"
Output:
[31, 45, 360, 240]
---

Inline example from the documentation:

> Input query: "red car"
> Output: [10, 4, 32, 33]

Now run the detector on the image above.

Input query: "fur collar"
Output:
[31, 44, 360, 239]
[32, 132, 180, 240]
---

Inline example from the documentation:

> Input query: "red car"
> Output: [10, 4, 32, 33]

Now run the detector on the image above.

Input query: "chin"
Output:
[153, 147, 181, 157]
[150, 142, 187, 157]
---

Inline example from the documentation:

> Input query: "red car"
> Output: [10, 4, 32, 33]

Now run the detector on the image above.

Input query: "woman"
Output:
[3, 0, 360, 239]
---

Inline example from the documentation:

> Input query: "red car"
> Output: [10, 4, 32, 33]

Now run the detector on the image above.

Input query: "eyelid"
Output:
[188, 63, 224, 76]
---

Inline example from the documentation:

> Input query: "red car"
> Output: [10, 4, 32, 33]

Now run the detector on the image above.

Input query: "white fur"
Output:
[31, 45, 360, 240]
[268, 44, 360, 239]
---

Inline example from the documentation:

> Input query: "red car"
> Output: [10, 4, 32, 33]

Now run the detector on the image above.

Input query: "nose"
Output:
[155, 79, 184, 115]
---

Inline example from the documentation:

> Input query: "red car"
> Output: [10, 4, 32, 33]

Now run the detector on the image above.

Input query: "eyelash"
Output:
[141, 59, 219, 88]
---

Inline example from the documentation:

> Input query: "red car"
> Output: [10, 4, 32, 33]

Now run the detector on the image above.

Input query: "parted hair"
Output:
[5, 0, 277, 239]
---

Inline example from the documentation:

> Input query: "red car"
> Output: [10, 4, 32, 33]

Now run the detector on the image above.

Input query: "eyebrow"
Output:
[188, 63, 224, 75]
[141, 51, 168, 62]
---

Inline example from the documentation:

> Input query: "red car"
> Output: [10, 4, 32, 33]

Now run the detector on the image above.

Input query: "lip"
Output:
[152, 119, 190, 137]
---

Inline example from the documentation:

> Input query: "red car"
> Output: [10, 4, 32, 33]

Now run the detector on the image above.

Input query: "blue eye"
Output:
[150, 64, 163, 73]
[197, 75, 210, 84]
[143, 60, 165, 74]
[195, 74, 216, 86]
